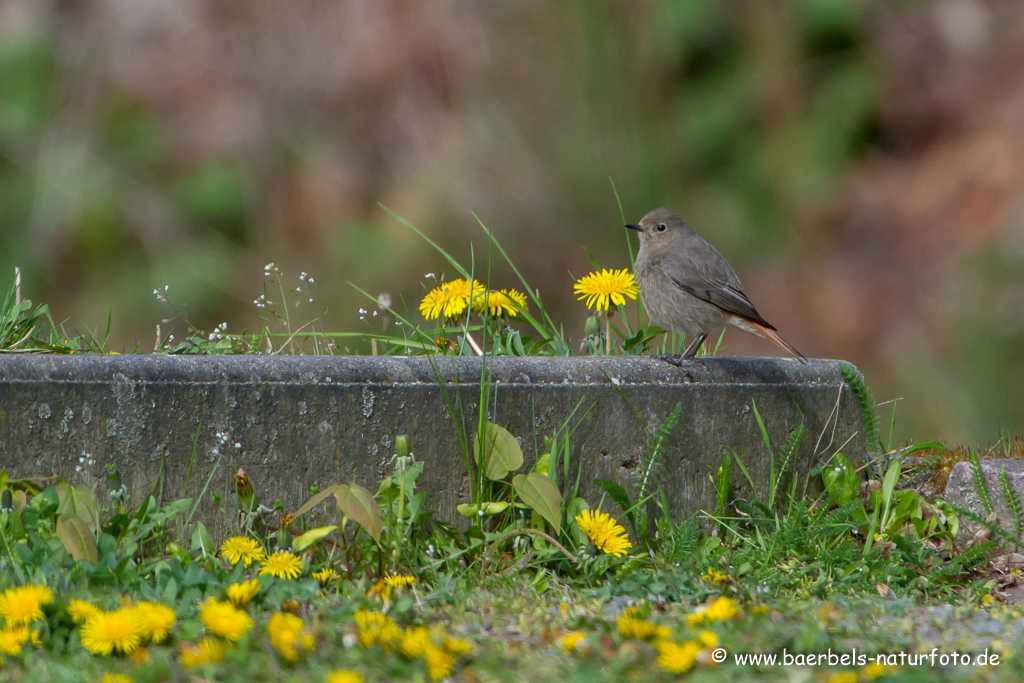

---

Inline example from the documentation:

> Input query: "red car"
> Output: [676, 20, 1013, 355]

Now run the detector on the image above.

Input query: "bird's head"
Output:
[625, 207, 692, 246]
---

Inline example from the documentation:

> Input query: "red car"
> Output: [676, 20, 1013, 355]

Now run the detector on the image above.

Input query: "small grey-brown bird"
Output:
[627, 207, 805, 362]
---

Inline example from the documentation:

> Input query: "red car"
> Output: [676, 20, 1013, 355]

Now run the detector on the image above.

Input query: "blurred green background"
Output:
[1, 0, 1022, 445]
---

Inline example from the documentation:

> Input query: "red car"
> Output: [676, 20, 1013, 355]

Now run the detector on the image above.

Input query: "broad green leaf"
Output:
[56, 482, 100, 533]
[535, 453, 551, 475]
[56, 516, 98, 563]
[294, 525, 338, 551]
[334, 483, 383, 544]
[474, 422, 523, 480]
[564, 497, 590, 545]
[456, 502, 509, 517]
[163, 577, 179, 603]
[291, 484, 343, 519]
[190, 522, 213, 556]
[513, 472, 562, 529]
[881, 461, 901, 505]
[823, 453, 859, 506]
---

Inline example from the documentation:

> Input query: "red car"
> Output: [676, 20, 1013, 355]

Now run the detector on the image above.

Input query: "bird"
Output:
[626, 207, 805, 363]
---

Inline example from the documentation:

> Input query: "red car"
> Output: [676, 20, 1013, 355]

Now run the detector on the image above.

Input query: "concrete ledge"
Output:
[0, 355, 865, 534]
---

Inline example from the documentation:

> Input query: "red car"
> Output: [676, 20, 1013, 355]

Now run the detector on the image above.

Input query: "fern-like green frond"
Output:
[967, 449, 994, 516]
[997, 467, 1024, 541]
[839, 362, 880, 453]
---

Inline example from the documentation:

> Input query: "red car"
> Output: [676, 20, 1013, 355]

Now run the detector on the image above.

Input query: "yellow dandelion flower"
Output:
[562, 631, 585, 653]
[697, 630, 719, 648]
[312, 568, 338, 587]
[704, 596, 739, 622]
[615, 615, 670, 642]
[68, 599, 100, 624]
[0, 625, 29, 656]
[702, 567, 728, 584]
[225, 579, 262, 606]
[828, 673, 859, 683]
[0, 584, 52, 627]
[442, 636, 472, 657]
[259, 551, 303, 580]
[419, 278, 485, 320]
[399, 626, 432, 659]
[327, 671, 364, 683]
[353, 610, 400, 651]
[179, 637, 225, 668]
[220, 537, 266, 568]
[267, 612, 314, 663]
[575, 509, 632, 557]
[101, 674, 134, 683]
[134, 601, 175, 644]
[473, 289, 528, 318]
[80, 608, 147, 655]
[573, 268, 639, 312]
[384, 574, 416, 590]
[200, 599, 254, 642]
[367, 579, 392, 604]
[656, 640, 700, 675]
[425, 644, 456, 681]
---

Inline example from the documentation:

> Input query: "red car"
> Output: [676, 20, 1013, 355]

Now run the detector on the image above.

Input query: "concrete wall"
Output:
[0, 355, 865, 537]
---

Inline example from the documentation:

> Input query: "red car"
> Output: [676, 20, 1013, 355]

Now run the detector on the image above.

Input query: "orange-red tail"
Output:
[744, 319, 807, 362]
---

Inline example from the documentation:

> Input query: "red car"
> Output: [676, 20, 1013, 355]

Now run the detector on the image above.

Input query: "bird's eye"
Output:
[656, 223, 667, 232]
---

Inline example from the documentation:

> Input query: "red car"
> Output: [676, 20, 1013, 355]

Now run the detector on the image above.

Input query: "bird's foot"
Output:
[654, 354, 685, 367]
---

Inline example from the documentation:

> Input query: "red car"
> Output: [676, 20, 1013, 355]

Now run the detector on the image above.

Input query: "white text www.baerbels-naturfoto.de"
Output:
[726, 648, 1000, 668]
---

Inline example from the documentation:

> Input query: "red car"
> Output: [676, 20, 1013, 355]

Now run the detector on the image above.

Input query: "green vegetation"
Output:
[3, 407, 1024, 682]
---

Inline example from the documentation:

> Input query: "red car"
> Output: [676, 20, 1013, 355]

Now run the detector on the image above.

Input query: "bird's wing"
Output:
[658, 248, 776, 330]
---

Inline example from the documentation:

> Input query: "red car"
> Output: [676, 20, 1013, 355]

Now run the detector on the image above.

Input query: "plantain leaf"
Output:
[334, 484, 383, 544]
[190, 522, 213, 556]
[291, 484, 343, 520]
[294, 525, 339, 551]
[512, 472, 562, 529]
[56, 482, 101, 533]
[474, 422, 524, 480]
[56, 516, 98, 563]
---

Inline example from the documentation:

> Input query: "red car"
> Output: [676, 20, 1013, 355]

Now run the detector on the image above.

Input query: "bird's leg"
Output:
[681, 333, 708, 359]
[653, 333, 709, 367]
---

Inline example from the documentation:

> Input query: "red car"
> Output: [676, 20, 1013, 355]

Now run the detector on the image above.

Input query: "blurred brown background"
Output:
[1, 0, 1023, 444]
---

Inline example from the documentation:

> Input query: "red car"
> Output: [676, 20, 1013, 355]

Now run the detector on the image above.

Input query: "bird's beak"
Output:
[625, 224, 642, 232]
